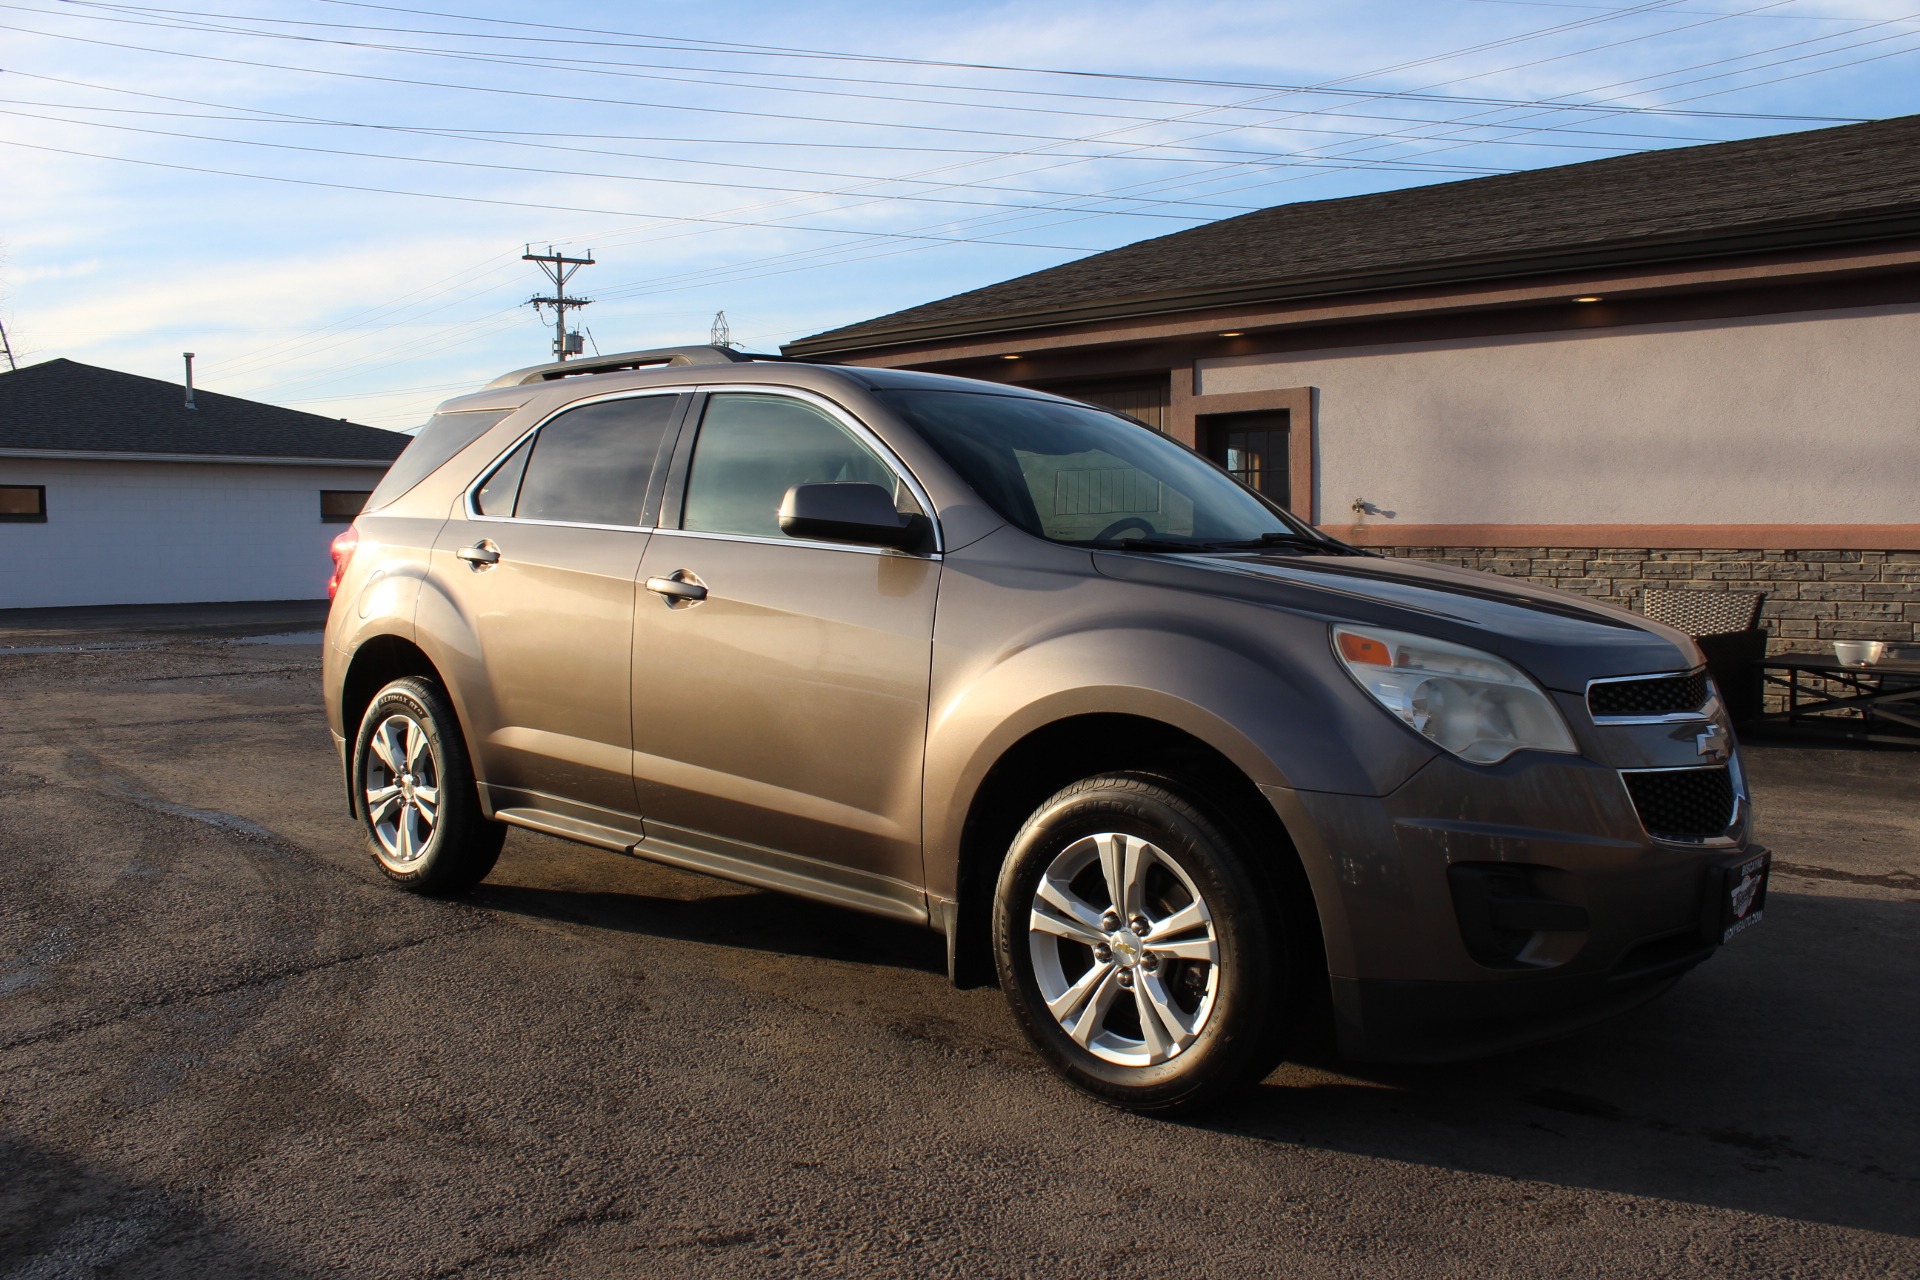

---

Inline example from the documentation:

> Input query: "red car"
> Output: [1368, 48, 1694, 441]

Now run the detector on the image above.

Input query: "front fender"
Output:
[922, 531, 1439, 897]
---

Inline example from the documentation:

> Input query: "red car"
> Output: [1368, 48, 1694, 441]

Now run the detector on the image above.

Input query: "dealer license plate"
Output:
[1718, 850, 1770, 944]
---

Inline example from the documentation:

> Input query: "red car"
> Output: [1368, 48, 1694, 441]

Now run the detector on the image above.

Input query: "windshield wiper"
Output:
[1201, 531, 1351, 553]
[1072, 537, 1218, 552]
[1075, 531, 1350, 554]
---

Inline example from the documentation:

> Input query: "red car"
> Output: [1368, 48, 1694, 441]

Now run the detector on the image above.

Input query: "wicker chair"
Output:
[1641, 588, 1767, 726]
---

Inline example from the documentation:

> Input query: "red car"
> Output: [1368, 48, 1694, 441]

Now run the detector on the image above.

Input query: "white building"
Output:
[0, 359, 406, 609]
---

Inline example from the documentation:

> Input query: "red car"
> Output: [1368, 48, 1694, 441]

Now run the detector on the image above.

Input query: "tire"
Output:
[992, 773, 1296, 1115]
[351, 676, 504, 894]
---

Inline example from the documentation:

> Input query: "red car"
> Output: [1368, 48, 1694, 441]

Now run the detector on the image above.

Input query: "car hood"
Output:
[1091, 549, 1698, 692]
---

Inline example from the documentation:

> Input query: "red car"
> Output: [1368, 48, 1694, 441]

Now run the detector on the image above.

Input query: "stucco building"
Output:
[0, 359, 406, 609]
[786, 115, 1920, 651]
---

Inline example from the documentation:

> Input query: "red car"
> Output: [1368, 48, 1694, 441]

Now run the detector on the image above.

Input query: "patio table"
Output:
[1754, 654, 1920, 746]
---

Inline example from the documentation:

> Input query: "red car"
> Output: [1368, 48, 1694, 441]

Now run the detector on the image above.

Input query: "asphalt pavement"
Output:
[1, 606, 1915, 1278]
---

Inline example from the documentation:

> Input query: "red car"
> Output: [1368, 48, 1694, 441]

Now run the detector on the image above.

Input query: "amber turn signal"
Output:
[1336, 631, 1393, 666]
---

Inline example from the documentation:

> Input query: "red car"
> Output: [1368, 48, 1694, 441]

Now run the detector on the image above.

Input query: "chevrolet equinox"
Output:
[323, 346, 1768, 1114]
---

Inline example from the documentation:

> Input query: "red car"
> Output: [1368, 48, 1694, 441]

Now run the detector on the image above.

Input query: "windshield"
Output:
[878, 389, 1334, 550]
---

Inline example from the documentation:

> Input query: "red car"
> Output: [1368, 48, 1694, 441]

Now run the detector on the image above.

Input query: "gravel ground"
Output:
[0, 606, 1914, 1278]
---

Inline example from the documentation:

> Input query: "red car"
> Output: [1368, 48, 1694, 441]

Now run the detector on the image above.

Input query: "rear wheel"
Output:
[993, 774, 1295, 1114]
[352, 677, 503, 893]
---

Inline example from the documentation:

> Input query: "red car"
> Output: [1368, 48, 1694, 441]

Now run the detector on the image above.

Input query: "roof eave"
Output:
[784, 205, 1920, 358]
[0, 448, 400, 467]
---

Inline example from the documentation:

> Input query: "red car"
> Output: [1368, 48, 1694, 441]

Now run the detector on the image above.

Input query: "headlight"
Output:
[1332, 625, 1577, 764]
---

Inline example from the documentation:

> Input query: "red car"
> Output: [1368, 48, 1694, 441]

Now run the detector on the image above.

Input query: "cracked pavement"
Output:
[0, 604, 1915, 1278]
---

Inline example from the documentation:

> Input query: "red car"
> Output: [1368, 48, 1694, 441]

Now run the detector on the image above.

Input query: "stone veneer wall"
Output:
[1375, 547, 1920, 653]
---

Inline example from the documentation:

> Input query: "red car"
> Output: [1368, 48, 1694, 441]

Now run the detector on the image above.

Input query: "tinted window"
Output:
[364, 409, 513, 512]
[682, 393, 904, 540]
[512, 395, 681, 527]
[474, 437, 531, 517]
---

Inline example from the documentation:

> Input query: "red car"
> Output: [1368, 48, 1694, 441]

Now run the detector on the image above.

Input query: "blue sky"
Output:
[2, 0, 1917, 430]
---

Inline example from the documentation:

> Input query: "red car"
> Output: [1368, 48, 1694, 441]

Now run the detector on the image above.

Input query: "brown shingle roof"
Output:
[788, 114, 1920, 356]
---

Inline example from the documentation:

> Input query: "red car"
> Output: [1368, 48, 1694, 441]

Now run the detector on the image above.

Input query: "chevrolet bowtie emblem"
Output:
[1696, 723, 1730, 762]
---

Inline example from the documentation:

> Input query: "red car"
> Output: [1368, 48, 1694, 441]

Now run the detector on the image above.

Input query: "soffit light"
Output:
[1573, 296, 1604, 303]
[1218, 331, 1244, 337]
[1001, 353, 1022, 360]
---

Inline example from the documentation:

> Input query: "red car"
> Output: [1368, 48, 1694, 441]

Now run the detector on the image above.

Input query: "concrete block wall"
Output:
[1377, 547, 1920, 653]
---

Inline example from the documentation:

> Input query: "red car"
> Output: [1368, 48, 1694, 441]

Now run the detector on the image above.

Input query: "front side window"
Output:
[879, 389, 1327, 551]
[681, 393, 907, 540]
[0, 484, 47, 522]
[483, 394, 680, 527]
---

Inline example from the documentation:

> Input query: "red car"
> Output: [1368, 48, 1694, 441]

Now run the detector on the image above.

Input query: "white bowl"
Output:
[1832, 640, 1885, 666]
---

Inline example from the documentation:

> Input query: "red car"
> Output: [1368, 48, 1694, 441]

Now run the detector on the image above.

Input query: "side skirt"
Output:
[478, 784, 929, 926]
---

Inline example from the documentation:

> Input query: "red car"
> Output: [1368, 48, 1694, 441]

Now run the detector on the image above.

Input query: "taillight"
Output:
[328, 525, 359, 600]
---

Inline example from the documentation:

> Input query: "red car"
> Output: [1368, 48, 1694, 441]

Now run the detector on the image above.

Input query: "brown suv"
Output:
[324, 346, 1768, 1113]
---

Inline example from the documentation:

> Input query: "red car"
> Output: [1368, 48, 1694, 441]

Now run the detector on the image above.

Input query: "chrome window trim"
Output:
[685, 382, 944, 555]
[1615, 758, 1747, 849]
[461, 386, 687, 529]
[649, 526, 942, 560]
[1586, 668, 1715, 725]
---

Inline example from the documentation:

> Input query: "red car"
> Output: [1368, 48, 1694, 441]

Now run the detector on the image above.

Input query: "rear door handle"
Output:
[456, 541, 500, 566]
[645, 572, 707, 604]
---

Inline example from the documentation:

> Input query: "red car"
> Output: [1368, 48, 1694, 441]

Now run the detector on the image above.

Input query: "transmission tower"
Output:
[522, 245, 594, 362]
[709, 310, 732, 349]
[0, 319, 14, 372]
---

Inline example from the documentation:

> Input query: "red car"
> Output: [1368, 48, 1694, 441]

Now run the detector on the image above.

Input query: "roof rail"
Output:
[482, 345, 794, 390]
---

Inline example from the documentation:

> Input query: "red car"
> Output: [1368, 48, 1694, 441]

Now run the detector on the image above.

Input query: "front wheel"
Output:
[992, 774, 1296, 1115]
[352, 677, 503, 894]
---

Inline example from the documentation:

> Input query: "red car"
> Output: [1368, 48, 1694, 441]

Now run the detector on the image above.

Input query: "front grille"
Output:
[1589, 671, 1708, 720]
[1622, 767, 1735, 841]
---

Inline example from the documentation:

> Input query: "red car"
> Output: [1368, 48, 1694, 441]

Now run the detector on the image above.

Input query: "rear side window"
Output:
[365, 409, 514, 512]
[681, 393, 903, 540]
[504, 394, 681, 527]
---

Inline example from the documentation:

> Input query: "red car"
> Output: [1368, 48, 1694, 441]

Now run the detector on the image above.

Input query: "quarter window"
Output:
[474, 437, 532, 517]
[0, 485, 46, 522]
[681, 393, 907, 540]
[502, 394, 681, 527]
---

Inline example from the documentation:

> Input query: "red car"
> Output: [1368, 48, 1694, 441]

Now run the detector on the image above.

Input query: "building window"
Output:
[320, 490, 372, 523]
[1202, 411, 1290, 508]
[0, 485, 47, 522]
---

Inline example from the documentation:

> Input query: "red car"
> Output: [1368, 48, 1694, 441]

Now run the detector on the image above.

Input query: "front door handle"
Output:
[456, 541, 500, 567]
[645, 572, 708, 604]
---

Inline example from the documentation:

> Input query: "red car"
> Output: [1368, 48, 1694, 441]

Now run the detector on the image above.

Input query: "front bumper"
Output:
[1264, 734, 1759, 1063]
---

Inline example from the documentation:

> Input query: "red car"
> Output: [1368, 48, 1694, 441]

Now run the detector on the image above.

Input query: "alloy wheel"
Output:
[363, 712, 440, 867]
[1026, 832, 1220, 1067]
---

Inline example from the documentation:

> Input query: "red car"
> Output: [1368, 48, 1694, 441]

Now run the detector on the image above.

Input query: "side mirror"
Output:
[778, 482, 925, 549]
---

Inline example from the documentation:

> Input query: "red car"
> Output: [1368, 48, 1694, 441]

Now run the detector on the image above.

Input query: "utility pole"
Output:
[522, 245, 593, 362]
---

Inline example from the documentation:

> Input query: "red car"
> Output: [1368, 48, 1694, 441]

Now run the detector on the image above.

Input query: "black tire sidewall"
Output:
[351, 677, 499, 893]
[993, 774, 1289, 1112]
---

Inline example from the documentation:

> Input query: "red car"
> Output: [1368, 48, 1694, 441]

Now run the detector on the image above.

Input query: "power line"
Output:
[3, 6, 1865, 125]
[284, 0, 1868, 120]
[0, 138, 1105, 251]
